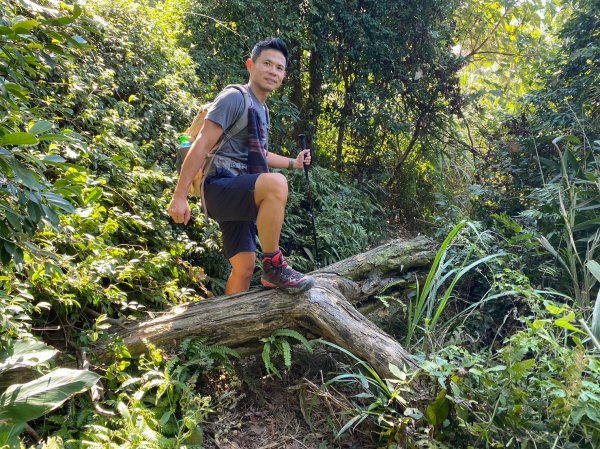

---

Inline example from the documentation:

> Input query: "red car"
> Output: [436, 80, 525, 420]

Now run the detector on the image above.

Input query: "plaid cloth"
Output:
[246, 106, 269, 174]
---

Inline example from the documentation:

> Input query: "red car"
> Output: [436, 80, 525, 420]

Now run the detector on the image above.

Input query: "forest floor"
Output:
[201, 348, 380, 449]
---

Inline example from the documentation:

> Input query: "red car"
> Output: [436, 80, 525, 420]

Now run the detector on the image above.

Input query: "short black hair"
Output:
[251, 37, 288, 68]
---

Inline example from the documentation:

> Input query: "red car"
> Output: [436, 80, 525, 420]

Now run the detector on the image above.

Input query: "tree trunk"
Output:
[99, 236, 435, 376]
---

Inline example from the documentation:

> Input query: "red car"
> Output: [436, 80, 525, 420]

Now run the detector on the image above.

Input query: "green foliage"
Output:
[534, 135, 600, 307]
[318, 301, 600, 448]
[318, 340, 415, 446]
[0, 0, 224, 348]
[0, 339, 56, 372]
[404, 221, 506, 350]
[526, 0, 600, 135]
[0, 339, 100, 448]
[590, 260, 600, 341]
[420, 302, 600, 448]
[260, 329, 313, 378]
[282, 166, 386, 271]
[0, 0, 86, 265]
[72, 338, 238, 448]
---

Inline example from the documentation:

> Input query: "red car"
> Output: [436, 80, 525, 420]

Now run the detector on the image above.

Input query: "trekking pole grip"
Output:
[298, 134, 310, 177]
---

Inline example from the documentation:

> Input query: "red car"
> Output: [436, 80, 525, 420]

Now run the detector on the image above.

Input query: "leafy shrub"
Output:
[0, 339, 100, 448]
[321, 300, 600, 448]
[282, 166, 386, 271]
[421, 301, 600, 448]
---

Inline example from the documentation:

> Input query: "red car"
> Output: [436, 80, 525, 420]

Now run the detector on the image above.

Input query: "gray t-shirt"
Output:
[205, 84, 269, 165]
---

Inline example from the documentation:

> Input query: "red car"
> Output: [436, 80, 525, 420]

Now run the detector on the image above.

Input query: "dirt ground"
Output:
[200, 348, 380, 449]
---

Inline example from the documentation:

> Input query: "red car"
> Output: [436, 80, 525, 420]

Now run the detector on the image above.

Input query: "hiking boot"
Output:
[261, 249, 315, 294]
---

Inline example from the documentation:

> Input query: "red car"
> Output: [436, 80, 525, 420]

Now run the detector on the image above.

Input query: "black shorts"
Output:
[204, 167, 261, 259]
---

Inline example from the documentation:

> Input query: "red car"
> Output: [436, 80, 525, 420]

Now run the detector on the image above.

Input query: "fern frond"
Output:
[262, 342, 272, 372]
[207, 345, 240, 360]
[188, 337, 210, 355]
[280, 339, 292, 369]
[164, 356, 179, 375]
[271, 329, 313, 352]
[183, 336, 239, 361]
[180, 338, 192, 353]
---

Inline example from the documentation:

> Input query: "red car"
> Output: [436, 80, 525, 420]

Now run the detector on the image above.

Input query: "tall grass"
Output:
[405, 221, 505, 349]
[537, 135, 600, 308]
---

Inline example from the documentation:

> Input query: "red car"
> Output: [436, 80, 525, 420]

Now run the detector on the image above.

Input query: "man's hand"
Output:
[294, 149, 311, 169]
[168, 196, 191, 225]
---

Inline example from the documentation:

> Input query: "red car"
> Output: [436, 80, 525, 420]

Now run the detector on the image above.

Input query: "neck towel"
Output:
[246, 106, 269, 174]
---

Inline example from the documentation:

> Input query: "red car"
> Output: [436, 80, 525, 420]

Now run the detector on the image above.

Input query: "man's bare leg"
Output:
[254, 173, 288, 251]
[226, 251, 256, 295]
[254, 172, 314, 294]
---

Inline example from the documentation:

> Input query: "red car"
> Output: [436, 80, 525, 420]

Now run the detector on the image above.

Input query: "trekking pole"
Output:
[298, 134, 321, 269]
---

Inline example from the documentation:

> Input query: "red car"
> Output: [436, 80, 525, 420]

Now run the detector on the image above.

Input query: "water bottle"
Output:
[179, 135, 192, 149]
[176, 135, 192, 173]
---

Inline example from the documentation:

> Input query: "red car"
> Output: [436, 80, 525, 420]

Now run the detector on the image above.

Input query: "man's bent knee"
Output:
[230, 265, 254, 283]
[257, 173, 288, 193]
[255, 173, 288, 205]
[229, 252, 255, 282]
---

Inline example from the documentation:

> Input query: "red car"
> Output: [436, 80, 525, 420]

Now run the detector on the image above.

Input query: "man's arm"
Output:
[267, 149, 311, 170]
[168, 120, 223, 224]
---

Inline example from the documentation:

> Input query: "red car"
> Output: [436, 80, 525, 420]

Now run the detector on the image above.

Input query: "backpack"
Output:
[176, 84, 254, 197]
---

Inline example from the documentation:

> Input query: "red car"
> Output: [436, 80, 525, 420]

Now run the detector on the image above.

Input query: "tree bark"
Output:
[99, 236, 435, 376]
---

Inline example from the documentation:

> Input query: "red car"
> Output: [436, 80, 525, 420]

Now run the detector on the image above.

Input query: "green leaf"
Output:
[11, 159, 43, 189]
[554, 312, 585, 334]
[0, 132, 39, 146]
[388, 363, 406, 381]
[546, 303, 564, 315]
[11, 19, 40, 34]
[588, 260, 600, 283]
[42, 205, 60, 227]
[573, 218, 600, 232]
[3, 242, 24, 265]
[37, 133, 72, 142]
[591, 288, 600, 342]
[0, 340, 57, 373]
[43, 192, 74, 213]
[66, 35, 88, 47]
[3, 83, 30, 100]
[72, 3, 82, 19]
[44, 15, 76, 27]
[425, 391, 449, 426]
[0, 245, 11, 265]
[0, 368, 100, 424]
[43, 154, 67, 164]
[552, 135, 581, 146]
[27, 200, 43, 223]
[0, 422, 24, 447]
[4, 207, 23, 231]
[159, 410, 172, 427]
[510, 359, 535, 380]
[29, 121, 53, 136]
[336, 414, 367, 439]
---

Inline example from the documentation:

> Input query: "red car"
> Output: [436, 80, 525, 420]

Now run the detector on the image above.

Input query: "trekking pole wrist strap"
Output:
[288, 158, 295, 170]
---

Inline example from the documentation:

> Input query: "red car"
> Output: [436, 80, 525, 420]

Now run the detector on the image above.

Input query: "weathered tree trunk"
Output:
[100, 236, 435, 376]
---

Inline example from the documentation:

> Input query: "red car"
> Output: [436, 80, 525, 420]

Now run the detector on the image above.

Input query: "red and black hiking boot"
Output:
[261, 249, 315, 294]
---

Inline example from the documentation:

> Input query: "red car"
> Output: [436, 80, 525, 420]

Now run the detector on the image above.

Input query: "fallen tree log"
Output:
[100, 236, 435, 376]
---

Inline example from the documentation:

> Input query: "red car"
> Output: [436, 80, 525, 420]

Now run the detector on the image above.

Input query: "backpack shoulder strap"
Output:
[220, 84, 251, 143]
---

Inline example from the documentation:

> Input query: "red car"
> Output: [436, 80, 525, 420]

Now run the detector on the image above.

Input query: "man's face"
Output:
[247, 49, 286, 94]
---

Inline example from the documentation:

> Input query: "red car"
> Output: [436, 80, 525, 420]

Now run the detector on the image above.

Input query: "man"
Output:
[168, 37, 315, 295]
